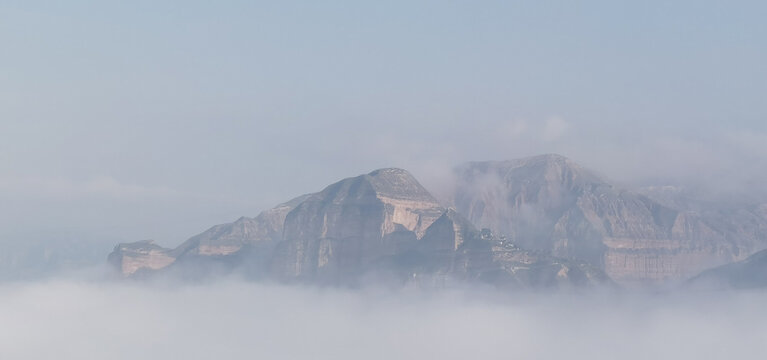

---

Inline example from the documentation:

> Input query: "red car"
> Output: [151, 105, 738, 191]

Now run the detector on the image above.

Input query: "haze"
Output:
[2, 1, 766, 248]
[2, 2, 767, 358]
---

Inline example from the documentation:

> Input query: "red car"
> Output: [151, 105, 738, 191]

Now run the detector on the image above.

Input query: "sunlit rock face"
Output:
[270, 168, 445, 283]
[452, 154, 767, 285]
[107, 240, 175, 277]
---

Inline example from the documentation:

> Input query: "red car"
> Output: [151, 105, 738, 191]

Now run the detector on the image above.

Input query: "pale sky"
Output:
[1, 1, 766, 246]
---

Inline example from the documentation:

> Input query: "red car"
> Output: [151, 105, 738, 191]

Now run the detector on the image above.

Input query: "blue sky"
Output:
[1, 1, 766, 245]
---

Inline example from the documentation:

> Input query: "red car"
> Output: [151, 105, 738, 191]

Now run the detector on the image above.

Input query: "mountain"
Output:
[452, 154, 767, 285]
[109, 155, 766, 288]
[688, 248, 767, 289]
[269, 168, 445, 283]
[108, 167, 609, 288]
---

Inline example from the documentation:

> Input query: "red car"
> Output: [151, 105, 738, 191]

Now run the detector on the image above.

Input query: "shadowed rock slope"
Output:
[108, 168, 609, 289]
[688, 248, 767, 289]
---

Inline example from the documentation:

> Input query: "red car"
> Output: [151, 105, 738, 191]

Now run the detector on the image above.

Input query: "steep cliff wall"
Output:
[270, 168, 444, 282]
[453, 154, 767, 284]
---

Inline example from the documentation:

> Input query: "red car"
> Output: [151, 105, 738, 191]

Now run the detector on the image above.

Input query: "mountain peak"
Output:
[367, 167, 411, 177]
[488, 153, 588, 173]
[361, 167, 436, 202]
[524, 153, 571, 162]
[457, 154, 605, 192]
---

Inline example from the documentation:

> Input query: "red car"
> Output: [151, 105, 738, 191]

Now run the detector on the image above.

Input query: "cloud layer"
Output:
[1, 280, 765, 360]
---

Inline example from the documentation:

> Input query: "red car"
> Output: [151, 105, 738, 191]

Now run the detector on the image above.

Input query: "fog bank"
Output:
[1, 280, 765, 359]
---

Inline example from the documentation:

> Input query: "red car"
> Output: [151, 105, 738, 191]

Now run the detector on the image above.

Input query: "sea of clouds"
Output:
[1, 277, 765, 360]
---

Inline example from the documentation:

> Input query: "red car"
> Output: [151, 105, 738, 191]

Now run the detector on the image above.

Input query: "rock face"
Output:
[452, 154, 767, 284]
[270, 168, 445, 283]
[107, 167, 610, 288]
[416, 209, 610, 289]
[107, 240, 175, 277]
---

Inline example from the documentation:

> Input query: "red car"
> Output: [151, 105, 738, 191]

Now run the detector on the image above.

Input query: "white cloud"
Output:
[0, 280, 765, 360]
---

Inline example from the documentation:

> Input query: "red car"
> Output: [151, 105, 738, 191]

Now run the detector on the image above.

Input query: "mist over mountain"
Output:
[452, 154, 767, 285]
[3, 1, 767, 359]
[101, 154, 767, 290]
[3, 154, 765, 290]
[108, 163, 612, 289]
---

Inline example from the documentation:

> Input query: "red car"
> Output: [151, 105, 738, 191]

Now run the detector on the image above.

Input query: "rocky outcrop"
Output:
[107, 240, 175, 277]
[452, 154, 766, 285]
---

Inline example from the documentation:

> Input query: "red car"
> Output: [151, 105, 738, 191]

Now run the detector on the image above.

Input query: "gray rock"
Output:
[452, 154, 767, 285]
[270, 168, 445, 283]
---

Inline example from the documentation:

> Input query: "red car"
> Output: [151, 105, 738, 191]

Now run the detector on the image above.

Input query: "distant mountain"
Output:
[108, 168, 609, 289]
[108, 154, 767, 288]
[452, 154, 767, 284]
[688, 248, 767, 289]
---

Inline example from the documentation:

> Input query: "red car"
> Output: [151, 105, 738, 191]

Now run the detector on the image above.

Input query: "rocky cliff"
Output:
[270, 168, 445, 283]
[107, 240, 175, 277]
[416, 209, 610, 289]
[452, 154, 767, 284]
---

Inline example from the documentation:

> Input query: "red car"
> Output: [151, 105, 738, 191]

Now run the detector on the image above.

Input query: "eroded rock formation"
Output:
[107, 240, 174, 277]
[452, 154, 767, 284]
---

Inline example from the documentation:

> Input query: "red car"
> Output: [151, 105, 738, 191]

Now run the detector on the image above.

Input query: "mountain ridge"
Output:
[108, 164, 610, 288]
[108, 154, 767, 288]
